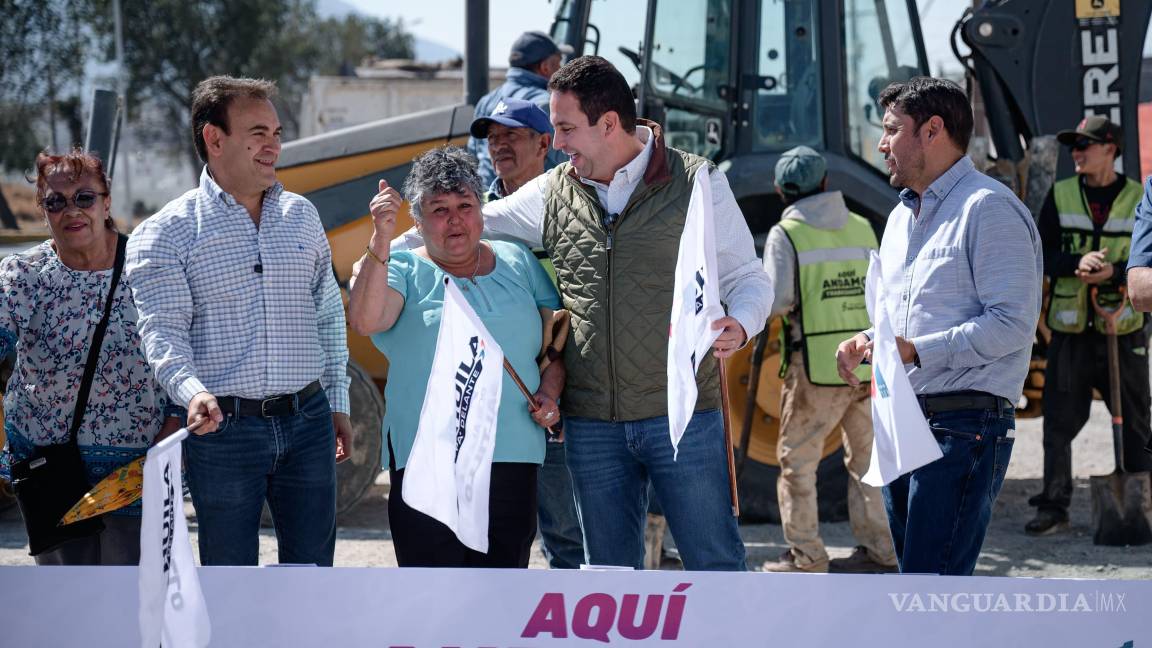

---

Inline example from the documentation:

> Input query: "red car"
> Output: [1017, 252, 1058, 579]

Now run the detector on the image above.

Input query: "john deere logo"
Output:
[822, 270, 865, 299]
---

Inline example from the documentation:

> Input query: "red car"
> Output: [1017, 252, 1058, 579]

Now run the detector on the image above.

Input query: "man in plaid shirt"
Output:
[126, 76, 351, 567]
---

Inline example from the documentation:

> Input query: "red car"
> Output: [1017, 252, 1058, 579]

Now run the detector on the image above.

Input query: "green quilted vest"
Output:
[541, 126, 721, 421]
[1046, 175, 1143, 335]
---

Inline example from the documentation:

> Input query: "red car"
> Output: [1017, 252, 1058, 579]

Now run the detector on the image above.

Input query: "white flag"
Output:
[405, 277, 503, 552]
[138, 428, 211, 648]
[862, 251, 943, 486]
[667, 166, 726, 459]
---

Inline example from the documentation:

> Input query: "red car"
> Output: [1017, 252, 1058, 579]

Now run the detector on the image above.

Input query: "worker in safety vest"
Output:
[1029, 115, 1152, 535]
[760, 146, 897, 573]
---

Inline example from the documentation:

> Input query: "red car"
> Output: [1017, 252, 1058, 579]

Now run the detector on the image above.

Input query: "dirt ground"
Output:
[1, 398, 1150, 575]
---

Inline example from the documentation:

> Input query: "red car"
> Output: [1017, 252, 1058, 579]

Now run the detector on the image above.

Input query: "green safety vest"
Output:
[778, 212, 878, 386]
[1046, 176, 1143, 335]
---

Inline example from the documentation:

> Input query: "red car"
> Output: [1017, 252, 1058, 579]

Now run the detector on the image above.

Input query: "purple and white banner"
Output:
[3, 566, 1148, 646]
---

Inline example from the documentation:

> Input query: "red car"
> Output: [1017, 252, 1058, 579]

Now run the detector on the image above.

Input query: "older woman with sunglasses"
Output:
[348, 146, 563, 568]
[0, 150, 167, 564]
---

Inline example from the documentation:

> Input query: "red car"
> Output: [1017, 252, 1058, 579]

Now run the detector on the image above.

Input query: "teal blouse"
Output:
[371, 240, 561, 469]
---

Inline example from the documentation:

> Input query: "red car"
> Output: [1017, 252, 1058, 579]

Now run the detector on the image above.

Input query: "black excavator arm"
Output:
[959, 0, 1152, 179]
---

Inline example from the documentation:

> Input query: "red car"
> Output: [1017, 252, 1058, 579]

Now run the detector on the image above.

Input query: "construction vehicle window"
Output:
[648, 0, 732, 106]
[752, 0, 823, 150]
[584, 0, 648, 91]
[843, 0, 922, 174]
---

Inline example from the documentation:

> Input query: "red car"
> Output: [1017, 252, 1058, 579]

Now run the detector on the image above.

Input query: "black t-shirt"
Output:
[1038, 175, 1128, 282]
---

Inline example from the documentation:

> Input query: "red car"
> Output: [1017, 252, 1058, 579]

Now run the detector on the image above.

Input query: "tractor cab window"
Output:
[562, 0, 648, 90]
[843, 0, 925, 174]
[752, 0, 823, 151]
[646, 0, 733, 158]
[647, 0, 732, 108]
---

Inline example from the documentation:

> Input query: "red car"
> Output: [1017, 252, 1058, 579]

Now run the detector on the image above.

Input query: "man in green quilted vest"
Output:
[477, 56, 772, 570]
[1029, 115, 1152, 535]
[760, 146, 896, 574]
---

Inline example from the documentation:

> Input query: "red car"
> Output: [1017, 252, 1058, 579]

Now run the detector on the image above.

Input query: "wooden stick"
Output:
[718, 358, 740, 517]
[503, 357, 560, 438]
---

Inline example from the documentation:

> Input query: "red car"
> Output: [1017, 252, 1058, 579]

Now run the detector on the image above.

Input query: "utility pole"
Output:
[113, 0, 132, 227]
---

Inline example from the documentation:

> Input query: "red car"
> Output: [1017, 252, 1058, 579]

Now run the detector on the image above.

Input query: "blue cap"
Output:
[774, 146, 827, 195]
[508, 31, 572, 68]
[470, 98, 554, 138]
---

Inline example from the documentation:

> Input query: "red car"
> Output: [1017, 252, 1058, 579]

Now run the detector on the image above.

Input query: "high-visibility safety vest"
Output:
[1047, 175, 1144, 335]
[779, 212, 878, 386]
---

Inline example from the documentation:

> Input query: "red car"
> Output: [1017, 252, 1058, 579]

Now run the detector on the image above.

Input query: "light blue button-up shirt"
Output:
[876, 156, 1042, 402]
[126, 167, 350, 413]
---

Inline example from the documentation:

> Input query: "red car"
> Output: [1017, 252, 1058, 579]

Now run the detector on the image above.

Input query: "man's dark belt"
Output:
[217, 381, 323, 418]
[917, 391, 1011, 417]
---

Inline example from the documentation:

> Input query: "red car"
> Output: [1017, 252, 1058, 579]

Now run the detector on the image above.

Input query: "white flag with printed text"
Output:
[667, 166, 726, 459]
[862, 252, 942, 486]
[138, 428, 210, 648]
[405, 277, 503, 552]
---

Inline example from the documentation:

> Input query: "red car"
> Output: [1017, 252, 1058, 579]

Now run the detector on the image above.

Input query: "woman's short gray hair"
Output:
[402, 146, 484, 221]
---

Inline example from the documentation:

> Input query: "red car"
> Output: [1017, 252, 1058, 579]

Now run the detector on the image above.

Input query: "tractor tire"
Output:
[336, 362, 384, 516]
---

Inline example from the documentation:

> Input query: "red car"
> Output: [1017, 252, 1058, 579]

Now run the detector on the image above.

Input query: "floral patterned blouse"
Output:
[0, 241, 166, 510]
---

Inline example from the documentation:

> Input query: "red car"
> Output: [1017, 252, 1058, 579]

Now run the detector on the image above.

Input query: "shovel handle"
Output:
[1090, 285, 1128, 336]
[1092, 287, 1126, 472]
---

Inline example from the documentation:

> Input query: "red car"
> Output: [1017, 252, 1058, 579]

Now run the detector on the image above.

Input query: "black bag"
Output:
[11, 442, 105, 555]
[10, 234, 126, 556]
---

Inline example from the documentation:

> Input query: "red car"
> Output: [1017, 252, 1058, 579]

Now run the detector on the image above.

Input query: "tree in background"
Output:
[0, 0, 87, 228]
[314, 14, 415, 76]
[86, 0, 415, 177]
[86, 0, 319, 175]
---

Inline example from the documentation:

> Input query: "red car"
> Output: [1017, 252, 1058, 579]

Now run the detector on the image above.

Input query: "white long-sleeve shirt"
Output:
[477, 126, 772, 341]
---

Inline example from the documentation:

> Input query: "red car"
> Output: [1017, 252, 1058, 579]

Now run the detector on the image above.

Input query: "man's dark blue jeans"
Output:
[883, 400, 1015, 576]
[537, 440, 585, 569]
[173, 388, 337, 566]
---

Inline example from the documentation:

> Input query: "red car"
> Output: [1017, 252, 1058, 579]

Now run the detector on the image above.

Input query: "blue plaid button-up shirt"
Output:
[126, 167, 350, 413]
[875, 156, 1042, 402]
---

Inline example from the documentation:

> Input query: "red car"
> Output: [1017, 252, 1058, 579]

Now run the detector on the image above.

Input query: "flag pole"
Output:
[718, 359, 740, 517]
[502, 357, 561, 438]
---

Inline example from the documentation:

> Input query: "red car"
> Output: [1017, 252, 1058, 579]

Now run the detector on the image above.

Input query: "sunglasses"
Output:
[1069, 138, 1098, 152]
[41, 189, 108, 214]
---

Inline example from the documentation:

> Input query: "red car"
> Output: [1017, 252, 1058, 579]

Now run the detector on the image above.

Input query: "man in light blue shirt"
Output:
[836, 77, 1042, 576]
[126, 76, 351, 567]
[1123, 176, 1152, 457]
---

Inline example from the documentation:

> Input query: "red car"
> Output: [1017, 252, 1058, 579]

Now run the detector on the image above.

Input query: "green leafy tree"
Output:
[0, 0, 87, 227]
[85, 0, 323, 174]
[87, 1, 416, 176]
[313, 14, 415, 76]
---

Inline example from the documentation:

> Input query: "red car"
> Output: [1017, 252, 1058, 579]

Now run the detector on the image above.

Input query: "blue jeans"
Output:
[564, 409, 746, 571]
[178, 389, 337, 566]
[536, 440, 585, 569]
[882, 403, 1015, 575]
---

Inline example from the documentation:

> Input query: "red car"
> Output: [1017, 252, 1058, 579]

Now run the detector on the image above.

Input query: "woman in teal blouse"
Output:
[348, 146, 562, 567]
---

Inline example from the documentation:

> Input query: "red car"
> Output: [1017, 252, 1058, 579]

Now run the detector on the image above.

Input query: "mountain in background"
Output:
[315, 0, 460, 62]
